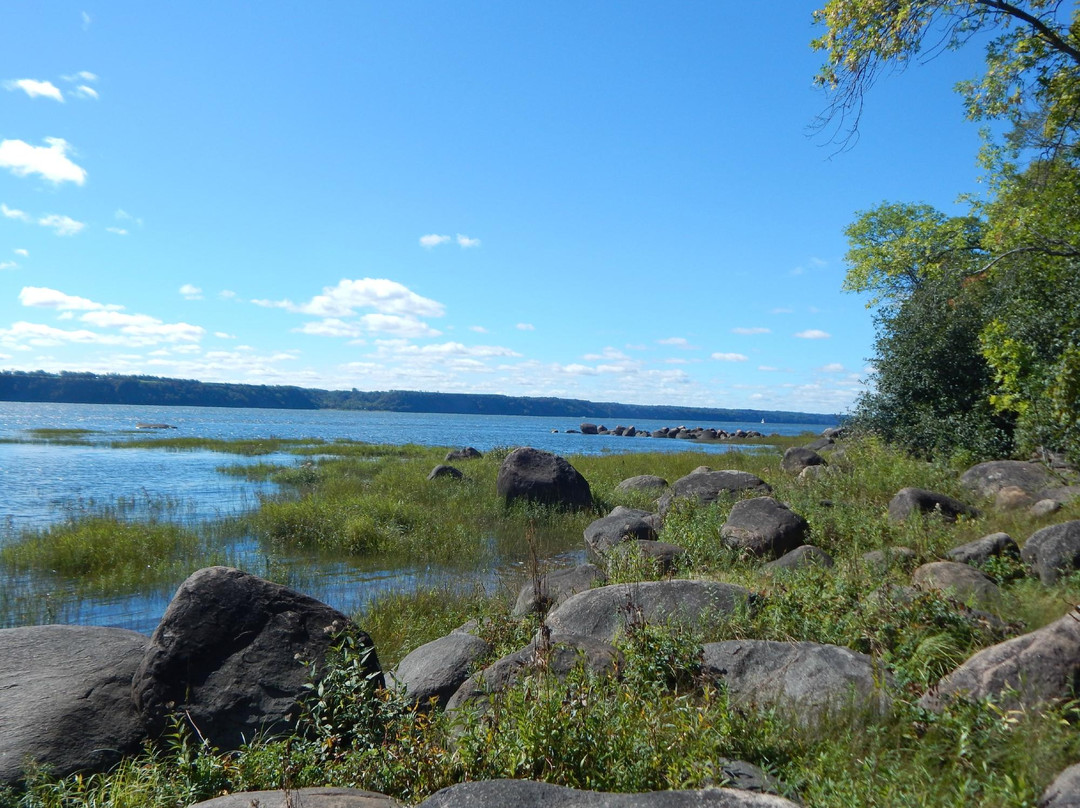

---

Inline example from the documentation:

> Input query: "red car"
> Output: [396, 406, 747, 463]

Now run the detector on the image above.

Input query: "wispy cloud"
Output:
[253, 278, 445, 319]
[14, 248, 28, 257]
[516, 323, 535, 331]
[72, 85, 98, 100]
[219, 290, 237, 300]
[583, 347, 630, 361]
[106, 227, 128, 236]
[4, 78, 64, 102]
[2, 204, 30, 222]
[469, 325, 488, 334]
[657, 336, 700, 350]
[420, 234, 451, 248]
[771, 307, 794, 315]
[711, 352, 748, 362]
[62, 70, 98, 83]
[81, 11, 91, 30]
[214, 332, 236, 339]
[0, 138, 87, 185]
[19, 286, 122, 312]
[38, 214, 85, 236]
[795, 329, 831, 339]
[179, 284, 203, 300]
[758, 365, 779, 372]
[731, 327, 770, 335]
[820, 362, 845, 372]
[456, 234, 481, 248]
[0, 261, 17, 271]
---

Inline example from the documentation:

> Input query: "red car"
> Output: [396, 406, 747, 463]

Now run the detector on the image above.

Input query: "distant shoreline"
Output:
[0, 370, 840, 426]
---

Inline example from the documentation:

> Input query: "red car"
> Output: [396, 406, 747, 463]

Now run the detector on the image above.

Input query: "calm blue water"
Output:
[0, 401, 835, 633]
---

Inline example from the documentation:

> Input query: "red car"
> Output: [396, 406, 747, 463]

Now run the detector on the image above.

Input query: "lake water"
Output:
[0, 401, 835, 633]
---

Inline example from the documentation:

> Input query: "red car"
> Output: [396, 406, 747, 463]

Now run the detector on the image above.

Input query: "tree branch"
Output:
[977, 0, 1080, 65]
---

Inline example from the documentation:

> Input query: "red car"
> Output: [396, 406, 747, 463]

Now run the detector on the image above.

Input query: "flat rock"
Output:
[445, 447, 482, 462]
[912, 561, 1000, 609]
[417, 779, 800, 807]
[780, 447, 826, 475]
[427, 464, 464, 481]
[764, 545, 835, 572]
[391, 633, 492, 710]
[1021, 521, 1080, 584]
[0, 625, 149, 784]
[615, 475, 669, 494]
[945, 532, 1019, 566]
[701, 639, 893, 724]
[1040, 762, 1080, 808]
[513, 563, 608, 616]
[961, 460, 1057, 500]
[132, 566, 380, 750]
[658, 470, 772, 517]
[546, 580, 754, 643]
[190, 788, 401, 808]
[887, 488, 979, 523]
[720, 497, 808, 559]
[496, 447, 592, 509]
[920, 608, 1080, 711]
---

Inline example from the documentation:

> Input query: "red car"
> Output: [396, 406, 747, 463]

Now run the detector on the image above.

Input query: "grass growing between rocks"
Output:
[7, 435, 1080, 806]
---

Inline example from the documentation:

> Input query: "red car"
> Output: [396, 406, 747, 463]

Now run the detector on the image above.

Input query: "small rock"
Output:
[513, 564, 608, 616]
[614, 475, 669, 494]
[1032, 499, 1064, 517]
[1021, 521, 1080, 584]
[780, 447, 826, 475]
[945, 533, 1019, 566]
[721, 497, 809, 560]
[912, 561, 1000, 609]
[887, 488, 980, 523]
[391, 633, 492, 710]
[427, 464, 464, 481]
[765, 545, 835, 572]
[444, 447, 482, 462]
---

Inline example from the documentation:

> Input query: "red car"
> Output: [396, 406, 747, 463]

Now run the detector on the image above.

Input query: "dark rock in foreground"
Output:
[721, 497, 809, 560]
[496, 447, 592, 509]
[417, 779, 800, 807]
[1, 625, 148, 784]
[132, 566, 380, 750]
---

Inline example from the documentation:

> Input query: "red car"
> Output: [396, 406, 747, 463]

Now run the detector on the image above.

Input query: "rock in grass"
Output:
[427, 464, 464, 481]
[584, 509, 659, 560]
[1040, 762, 1080, 808]
[390, 633, 492, 711]
[920, 608, 1080, 712]
[191, 788, 402, 808]
[861, 547, 918, 572]
[945, 532, 1019, 566]
[132, 566, 381, 750]
[1032, 499, 1064, 517]
[513, 563, 609, 616]
[960, 460, 1057, 500]
[496, 447, 592, 509]
[417, 779, 801, 807]
[615, 474, 669, 494]
[701, 640, 893, 724]
[912, 561, 1000, 609]
[887, 488, 980, 523]
[764, 545, 835, 572]
[445, 447, 482, 462]
[720, 497, 808, 560]
[1021, 521, 1080, 585]
[780, 447, 826, 475]
[545, 580, 754, 644]
[0, 625, 148, 785]
[658, 470, 772, 517]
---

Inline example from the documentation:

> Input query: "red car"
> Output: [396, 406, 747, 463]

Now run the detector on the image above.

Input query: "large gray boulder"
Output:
[417, 780, 800, 807]
[584, 509, 659, 560]
[701, 640, 893, 724]
[720, 497, 809, 560]
[780, 447, 826, 475]
[191, 788, 401, 808]
[546, 580, 754, 644]
[920, 609, 1080, 711]
[658, 470, 772, 516]
[1041, 763, 1080, 808]
[496, 447, 592, 509]
[513, 563, 608, 616]
[912, 561, 1000, 609]
[0, 625, 148, 784]
[446, 634, 622, 712]
[945, 532, 1019, 567]
[887, 488, 980, 523]
[391, 633, 492, 710]
[1022, 521, 1080, 584]
[132, 566, 380, 750]
[961, 460, 1057, 500]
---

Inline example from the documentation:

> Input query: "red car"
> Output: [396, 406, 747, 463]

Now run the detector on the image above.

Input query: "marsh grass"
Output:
[112, 436, 317, 455]
[0, 427, 98, 446]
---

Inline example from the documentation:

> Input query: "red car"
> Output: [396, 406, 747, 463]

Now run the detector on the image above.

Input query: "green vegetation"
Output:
[0, 428, 97, 447]
[813, 1, 1080, 464]
[3, 434, 1080, 806]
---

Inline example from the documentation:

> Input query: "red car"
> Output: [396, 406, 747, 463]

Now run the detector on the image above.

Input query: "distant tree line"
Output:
[0, 370, 838, 425]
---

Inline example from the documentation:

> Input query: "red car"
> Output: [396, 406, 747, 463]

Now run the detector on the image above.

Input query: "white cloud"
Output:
[0, 261, 17, 271]
[219, 289, 237, 299]
[19, 286, 121, 312]
[516, 323, 535, 331]
[254, 278, 445, 319]
[456, 234, 481, 248]
[179, 284, 203, 300]
[106, 227, 128, 236]
[583, 347, 630, 361]
[62, 71, 98, 83]
[420, 234, 451, 248]
[820, 362, 845, 372]
[14, 248, 28, 257]
[758, 365, 779, 372]
[0, 138, 87, 185]
[2, 204, 30, 222]
[469, 325, 488, 333]
[115, 209, 143, 227]
[795, 329, 831, 339]
[80, 310, 204, 342]
[73, 85, 99, 100]
[4, 79, 64, 102]
[711, 352, 749, 362]
[38, 214, 85, 236]
[297, 319, 365, 339]
[657, 336, 700, 350]
[214, 331, 236, 339]
[731, 327, 770, 335]
[81, 11, 91, 29]
[358, 313, 441, 337]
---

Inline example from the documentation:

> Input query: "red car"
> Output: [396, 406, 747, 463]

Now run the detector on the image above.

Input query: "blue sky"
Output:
[0, 3, 992, 414]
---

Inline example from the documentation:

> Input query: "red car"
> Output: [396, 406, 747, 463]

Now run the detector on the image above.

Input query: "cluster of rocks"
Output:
[572, 423, 767, 441]
[9, 431, 1080, 806]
